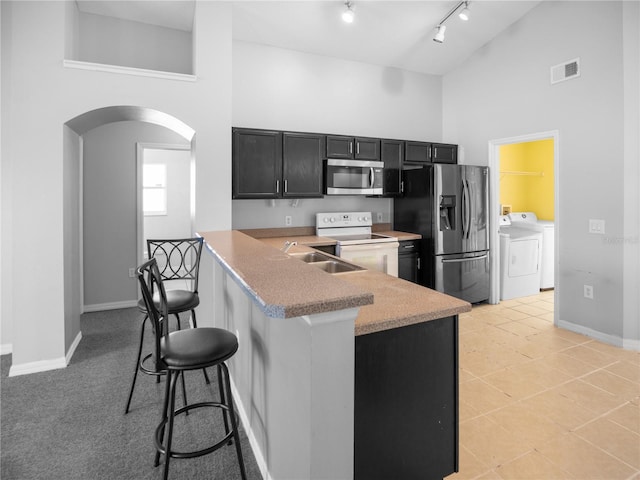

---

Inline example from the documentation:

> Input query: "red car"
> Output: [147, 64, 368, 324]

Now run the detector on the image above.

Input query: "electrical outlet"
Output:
[589, 219, 605, 234]
[377, 212, 383, 222]
[128, 268, 135, 278]
[285, 215, 292, 226]
[584, 284, 594, 299]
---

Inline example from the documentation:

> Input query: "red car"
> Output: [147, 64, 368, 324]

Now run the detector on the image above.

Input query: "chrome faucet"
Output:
[282, 241, 297, 253]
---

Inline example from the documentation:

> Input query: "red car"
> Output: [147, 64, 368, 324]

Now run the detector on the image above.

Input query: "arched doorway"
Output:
[62, 106, 195, 359]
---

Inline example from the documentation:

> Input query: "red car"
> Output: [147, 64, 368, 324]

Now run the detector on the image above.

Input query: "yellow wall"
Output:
[499, 139, 554, 220]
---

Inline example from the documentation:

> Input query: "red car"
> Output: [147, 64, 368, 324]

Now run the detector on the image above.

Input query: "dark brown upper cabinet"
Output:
[431, 143, 458, 164]
[232, 128, 324, 199]
[233, 129, 282, 199]
[404, 141, 458, 165]
[326, 135, 381, 161]
[282, 132, 325, 198]
[381, 139, 404, 197]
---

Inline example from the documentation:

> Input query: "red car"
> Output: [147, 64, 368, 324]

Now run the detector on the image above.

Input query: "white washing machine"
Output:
[499, 215, 543, 301]
[508, 212, 555, 289]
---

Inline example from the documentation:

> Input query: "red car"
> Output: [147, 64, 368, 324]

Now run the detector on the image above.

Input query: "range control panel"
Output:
[316, 212, 373, 228]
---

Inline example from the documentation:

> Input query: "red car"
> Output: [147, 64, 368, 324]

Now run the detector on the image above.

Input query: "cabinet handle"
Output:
[433, 147, 438, 159]
[417, 258, 421, 270]
[284, 179, 288, 193]
[350, 142, 353, 155]
[401, 181, 404, 193]
[356, 142, 360, 155]
[276, 180, 280, 193]
[428, 146, 432, 160]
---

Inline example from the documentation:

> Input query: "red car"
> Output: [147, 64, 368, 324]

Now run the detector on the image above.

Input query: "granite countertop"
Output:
[200, 230, 471, 335]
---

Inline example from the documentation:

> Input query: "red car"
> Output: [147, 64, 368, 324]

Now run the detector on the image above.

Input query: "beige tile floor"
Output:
[447, 290, 640, 480]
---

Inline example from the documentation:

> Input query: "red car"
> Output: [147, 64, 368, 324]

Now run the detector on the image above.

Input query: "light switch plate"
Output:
[589, 219, 605, 234]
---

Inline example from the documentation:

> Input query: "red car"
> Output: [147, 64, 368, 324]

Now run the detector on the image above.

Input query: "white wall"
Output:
[1, 1, 232, 372]
[0, 1, 11, 354]
[63, 126, 81, 353]
[231, 41, 442, 229]
[82, 122, 188, 309]
[443, 1, 639, 346]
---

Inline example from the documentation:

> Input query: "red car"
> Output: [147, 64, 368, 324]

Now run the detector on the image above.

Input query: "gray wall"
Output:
[442, 1, 639, 345]
[231, 41, 443, 229]
[83, 122, 189, 309]
[76, 12, 192, 74]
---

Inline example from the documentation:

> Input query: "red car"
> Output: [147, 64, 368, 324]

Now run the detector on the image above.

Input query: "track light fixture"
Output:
[459, 2, 470, 21]
[342, 1, 355, 23]
[432, 1, 470, 43]
[433, 25, 446, 43]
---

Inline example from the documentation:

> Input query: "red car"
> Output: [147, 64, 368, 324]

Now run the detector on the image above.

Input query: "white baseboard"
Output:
[7, 331, 83, 377]
[66, 331, 83, 364]
[623, 337, 640, 351]
[229, 375, 271, 480]
[9, 356, 67, 377]
[83, 300, 137, 313]
[1, 343, 12, 355]
[557, 319, 639, 351]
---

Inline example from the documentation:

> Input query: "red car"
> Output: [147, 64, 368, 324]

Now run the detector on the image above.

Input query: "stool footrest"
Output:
[154, 402, 237, 460]
[139, 353, 165, 377]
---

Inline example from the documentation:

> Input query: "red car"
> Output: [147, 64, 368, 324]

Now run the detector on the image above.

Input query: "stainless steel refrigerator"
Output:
[394, 164, 490, 304]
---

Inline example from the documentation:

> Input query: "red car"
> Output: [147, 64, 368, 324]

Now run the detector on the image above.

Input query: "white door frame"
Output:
[487, 131, 560, 322]
[136, 143, 194, 272]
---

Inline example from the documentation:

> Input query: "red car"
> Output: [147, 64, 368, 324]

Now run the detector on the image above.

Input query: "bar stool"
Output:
[136, 259, 247, 480]
[125, 237, 209, 414]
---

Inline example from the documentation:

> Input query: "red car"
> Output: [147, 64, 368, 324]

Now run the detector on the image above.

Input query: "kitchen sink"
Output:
[312, 260, 364, 274]
[289, 251, 364, 274]
[289, 251, 333, 263]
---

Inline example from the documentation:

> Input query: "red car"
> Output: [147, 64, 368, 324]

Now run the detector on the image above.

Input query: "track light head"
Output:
[342, 2, 355, 23]
[459, 2, 470, 21]
[433, 24, 446, 43]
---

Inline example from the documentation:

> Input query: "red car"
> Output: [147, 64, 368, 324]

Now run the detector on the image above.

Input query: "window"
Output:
[143, 164, 167, 216]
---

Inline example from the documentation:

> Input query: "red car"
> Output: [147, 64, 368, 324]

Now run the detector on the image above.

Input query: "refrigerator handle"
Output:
[441, 254, 488, 264]
[461, 179, 467, 239]
[463, 178, 471, 239]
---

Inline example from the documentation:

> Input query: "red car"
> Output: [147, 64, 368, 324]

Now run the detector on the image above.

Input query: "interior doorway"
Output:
[488, 131, 559, 324]
[136, 143, 194, 275]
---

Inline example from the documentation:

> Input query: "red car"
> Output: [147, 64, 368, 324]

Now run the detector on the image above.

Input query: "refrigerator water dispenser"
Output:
[439, 195, 456, 231]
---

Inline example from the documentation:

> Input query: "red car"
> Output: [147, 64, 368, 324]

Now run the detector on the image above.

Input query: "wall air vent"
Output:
[550, 58, 580, 85]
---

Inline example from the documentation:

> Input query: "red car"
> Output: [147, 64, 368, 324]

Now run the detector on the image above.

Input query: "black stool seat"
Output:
[137, 290, 200, 315]
[161, 328, 238, 370]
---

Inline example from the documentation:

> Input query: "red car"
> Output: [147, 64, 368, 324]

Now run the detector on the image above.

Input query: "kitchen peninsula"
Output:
[200, 230, 471, 480]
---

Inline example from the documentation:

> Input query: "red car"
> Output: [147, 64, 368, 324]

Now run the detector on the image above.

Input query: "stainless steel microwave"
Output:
[324, 159, 384, 195]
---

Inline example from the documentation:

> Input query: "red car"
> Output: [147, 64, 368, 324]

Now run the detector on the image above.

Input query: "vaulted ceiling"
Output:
[75, 0, 541, 75]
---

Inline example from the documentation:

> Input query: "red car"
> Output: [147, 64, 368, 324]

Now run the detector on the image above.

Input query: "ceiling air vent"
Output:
[550, 58, 580, 85]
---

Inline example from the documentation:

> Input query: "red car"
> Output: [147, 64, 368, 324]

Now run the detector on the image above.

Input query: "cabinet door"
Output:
[326, 135, 354, 159]
[405, 141, 432, 164]
[232, 129, 282, 199]
[282, 133, 324, 198]
[354, 137, 381, 160]
[398, 240, 420, 283]
[432, 143, 458, 164]
[381, 139, 403, 196]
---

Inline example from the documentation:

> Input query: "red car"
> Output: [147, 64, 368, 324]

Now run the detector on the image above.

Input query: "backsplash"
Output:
[232, 197, 392, 229]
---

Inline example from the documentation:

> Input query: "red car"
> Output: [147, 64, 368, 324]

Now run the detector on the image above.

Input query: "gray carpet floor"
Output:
[1, 308, 261, 480]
